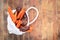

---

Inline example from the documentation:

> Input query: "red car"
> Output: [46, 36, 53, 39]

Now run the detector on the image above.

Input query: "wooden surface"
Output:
[0, 0, 59, 40]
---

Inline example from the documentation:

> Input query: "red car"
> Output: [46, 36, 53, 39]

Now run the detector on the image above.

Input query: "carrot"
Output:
[26, 26, 32, 32]
[16, 20, 22, 28]
[17, 8, 26, 19]
[15, 12, 17, 17]
[8, 6, 16, 23]
[14, 12, 22, 28]
[15, 8, 26, 28]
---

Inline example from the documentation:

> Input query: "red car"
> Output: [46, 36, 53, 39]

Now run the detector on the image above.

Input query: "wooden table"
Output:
[0, 0, 59, 40]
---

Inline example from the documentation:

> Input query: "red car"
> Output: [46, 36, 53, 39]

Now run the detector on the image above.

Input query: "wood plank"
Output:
[57, 0, 60, 40]
[0, 0, 5, 40]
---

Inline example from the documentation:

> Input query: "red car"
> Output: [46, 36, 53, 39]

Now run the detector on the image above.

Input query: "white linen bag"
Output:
[7, 10, 25, 35]
[7, 7, 39, 35]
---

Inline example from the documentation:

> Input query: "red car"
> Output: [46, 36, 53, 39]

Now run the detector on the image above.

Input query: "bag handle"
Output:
[26, 7, 39, 26]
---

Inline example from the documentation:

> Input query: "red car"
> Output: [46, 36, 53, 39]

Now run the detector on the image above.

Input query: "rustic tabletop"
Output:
[0, 0, 59, 40]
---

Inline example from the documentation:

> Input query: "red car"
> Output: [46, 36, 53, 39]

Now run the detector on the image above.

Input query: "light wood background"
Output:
[0, 0, 59, 40]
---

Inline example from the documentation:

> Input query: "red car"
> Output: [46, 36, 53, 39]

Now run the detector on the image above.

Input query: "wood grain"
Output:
[0, 0, 59, 40]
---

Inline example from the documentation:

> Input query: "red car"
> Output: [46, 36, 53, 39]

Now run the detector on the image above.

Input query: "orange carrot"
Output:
[15, 12, 17, 17]
[17, 8, 25, 19]
[16, 8, 26, 28]
[26, 26, 32, 32]
[16, 20, 22, 28]
[8, 6, 16, 23]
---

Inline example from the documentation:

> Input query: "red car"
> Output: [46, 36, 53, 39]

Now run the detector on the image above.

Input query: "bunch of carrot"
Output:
[8, 6, 25, 28]
[8, 6, 32, 32]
